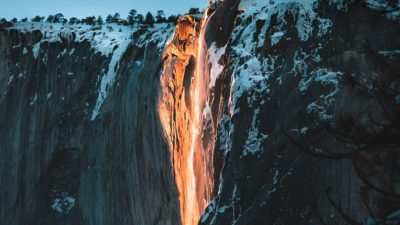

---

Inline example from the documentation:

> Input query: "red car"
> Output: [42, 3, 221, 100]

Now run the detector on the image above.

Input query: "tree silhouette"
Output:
[69, 17, 79, 24]
[156, 10, 166, 23]
[144, 12, 155, 27]
[97, 16, 104, 25]
[167, 15, 179, 24]
[31, 15, 44, 22]
[127, 9, 137, 27]
[46, 15, 54, 23]
[82, 16, 95, 25]
[54, 13, 65, 23]
[136, 14, 144, 27]
[112, 13, 120, 23]
[188, 8, 200, 14]
[283, 72, 400, 224]
[106, 14, 113, 23]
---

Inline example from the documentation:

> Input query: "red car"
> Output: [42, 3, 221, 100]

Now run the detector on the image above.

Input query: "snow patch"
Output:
[30, 93, 38, 106]
[9, 22, 138, 56]
[32, 42, 40, 59]
[46, 92, 52, 100]
[57, 49, 67, 58]
[364, 0, 400, 19]
[7, 75, 14, 86]
[51, 192, 75, 214]
[242, 108, 269, 156]
[271, 31, 285, 46]
[218, 115, 235, 154]
[200, 198, 216, 223]
[208, 42, 227, 88]
[90, 39, 131, 121]
[327, 0, 355, 11]
[299, 69, 343, 121]
[291, 127, 309, 134]
[379, 50, 400, 58]
[317, 18, 333, 37]
[298, 68, 341, 92]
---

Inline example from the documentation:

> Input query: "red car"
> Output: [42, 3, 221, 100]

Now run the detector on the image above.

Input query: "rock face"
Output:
[1, 1, 400, 225]
[0, 24, 181, 225]
[197, 0, 400, 225]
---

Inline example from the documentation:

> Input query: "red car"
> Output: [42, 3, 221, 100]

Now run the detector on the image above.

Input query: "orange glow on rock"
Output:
[158, 12, 213, 225]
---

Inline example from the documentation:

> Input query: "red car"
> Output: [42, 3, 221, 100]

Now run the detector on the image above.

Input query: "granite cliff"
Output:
[1, 0, 400, 225]
[0, 23, 180, 225]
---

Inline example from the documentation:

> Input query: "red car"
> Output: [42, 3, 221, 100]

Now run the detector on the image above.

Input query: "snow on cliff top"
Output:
[8, 22, 174, 57]
[9, 22, 133, 56]
[239, 0, 400, 18]
[239, 0, 316, 13]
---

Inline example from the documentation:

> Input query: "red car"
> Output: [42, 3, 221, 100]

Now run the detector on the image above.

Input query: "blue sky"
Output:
[0, 0, 208, 20]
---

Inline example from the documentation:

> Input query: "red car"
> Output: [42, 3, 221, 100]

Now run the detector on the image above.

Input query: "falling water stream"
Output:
[158, 7, 215, 225]
[186, 9, 212, 225]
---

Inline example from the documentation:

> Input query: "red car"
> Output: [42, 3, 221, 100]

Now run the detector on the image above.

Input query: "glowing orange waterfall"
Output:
[186, 10, 210, 225]
[158, 10, 214, 225]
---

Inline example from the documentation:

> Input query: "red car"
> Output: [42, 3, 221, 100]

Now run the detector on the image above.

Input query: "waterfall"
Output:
[158, 7, 215, 225]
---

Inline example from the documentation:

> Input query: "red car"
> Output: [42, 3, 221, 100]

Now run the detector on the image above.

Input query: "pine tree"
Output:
[31, 15, 44, 22]
[69, 17, 78, 24]
[136, 14, 144, 27]
[106, 14, 113, 23]
[156, 10, 165, 23]
[188, 8, 200, 14]
[112, 13, 120, 23]
[127, 9, 137, 27]
[167, 15, 178, 24]
[97, 16, 104, 25]
[46, 15, 55, 23]
[53, 13, 65, 23]
[144, 12, 155, 27]
[83, 16, 95, 25]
